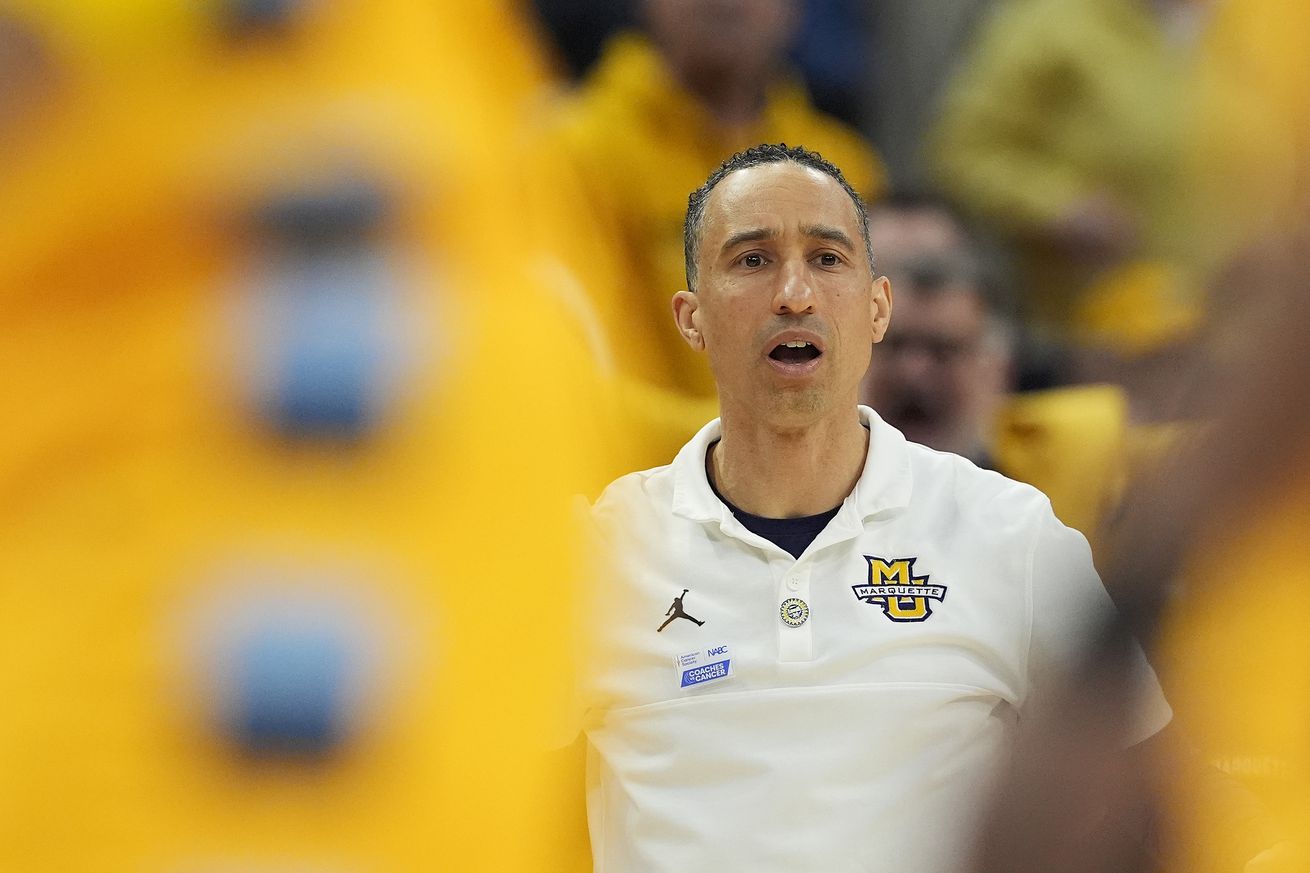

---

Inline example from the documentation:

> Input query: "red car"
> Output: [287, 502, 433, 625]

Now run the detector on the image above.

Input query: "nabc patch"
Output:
[852, 556, 946, 622]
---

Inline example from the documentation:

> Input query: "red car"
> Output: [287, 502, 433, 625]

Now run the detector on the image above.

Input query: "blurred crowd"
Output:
[0, 0, 1305, 870]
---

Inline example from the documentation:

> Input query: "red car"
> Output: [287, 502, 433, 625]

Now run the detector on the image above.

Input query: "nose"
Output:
[772, 258, 817, 315]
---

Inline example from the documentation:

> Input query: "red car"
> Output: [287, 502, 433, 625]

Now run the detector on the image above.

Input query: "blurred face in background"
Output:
[642, 0, 797, 86]
[866, 203, 970, 277]
[860, 202, 1010, 458]
[863, 278, 1011, 459]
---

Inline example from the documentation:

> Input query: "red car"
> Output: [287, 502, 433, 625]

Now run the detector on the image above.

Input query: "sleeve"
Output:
[1023, 506, 1172, 746]
[549, 493, 614, 749]
[570, 488, 638, 736]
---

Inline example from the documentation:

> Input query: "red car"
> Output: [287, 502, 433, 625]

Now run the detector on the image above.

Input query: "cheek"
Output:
[848, 333, 874, 372]
[702, 299, 758, 342]
[839, 308, 879, 352]
[836, 287, 878, 327]
[699, 318, 748, 367]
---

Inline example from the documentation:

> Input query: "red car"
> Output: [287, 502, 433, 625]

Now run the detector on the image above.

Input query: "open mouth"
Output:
[768, 341, 822, 364]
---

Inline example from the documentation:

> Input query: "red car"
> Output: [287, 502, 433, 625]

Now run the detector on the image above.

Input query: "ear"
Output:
[869, 275, 893, 343]
[672, 290, 705, 351]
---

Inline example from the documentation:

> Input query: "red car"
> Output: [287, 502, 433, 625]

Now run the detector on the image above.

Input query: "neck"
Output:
[699, 80, 767, 128]
[675, 66, 769, 128]
[710, 406, 869, 518]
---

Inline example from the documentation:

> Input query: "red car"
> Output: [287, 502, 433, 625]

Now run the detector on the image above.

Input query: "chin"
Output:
[762, 388, 832, 425]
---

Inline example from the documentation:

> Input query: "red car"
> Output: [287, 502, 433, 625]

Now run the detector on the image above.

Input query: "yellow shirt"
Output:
[931, 0, 1292, 343]
[0, 2, 600, 869]
[992, 385, 1129, 541]
[1158, 473, 1310, 872]
[1156, 3, 1310, 868]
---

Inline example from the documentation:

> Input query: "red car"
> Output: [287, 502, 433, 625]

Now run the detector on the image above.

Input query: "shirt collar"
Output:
[671, 406, 914, 525]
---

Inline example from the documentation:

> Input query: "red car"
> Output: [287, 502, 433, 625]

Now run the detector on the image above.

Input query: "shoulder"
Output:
[904, 441, 1057, 540]
[590, 463, 677, 531]
[592, 416, 721, 530]
[538, 33, 671, 182]
[551, 32, 659, 128]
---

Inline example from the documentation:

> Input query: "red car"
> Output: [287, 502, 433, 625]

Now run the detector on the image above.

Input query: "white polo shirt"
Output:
[582, 406, 1170, 873]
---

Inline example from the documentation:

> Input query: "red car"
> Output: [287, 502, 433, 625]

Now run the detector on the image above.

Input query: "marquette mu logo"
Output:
[853, 556, 947, 622]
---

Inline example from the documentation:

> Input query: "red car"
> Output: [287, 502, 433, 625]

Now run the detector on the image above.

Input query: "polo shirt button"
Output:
[780, 597, 809, 627]
[786, 575, 800, 591]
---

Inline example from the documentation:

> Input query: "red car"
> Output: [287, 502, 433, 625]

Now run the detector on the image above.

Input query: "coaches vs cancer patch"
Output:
[675, 644, 733, 689]
[853, 556, 947, 622]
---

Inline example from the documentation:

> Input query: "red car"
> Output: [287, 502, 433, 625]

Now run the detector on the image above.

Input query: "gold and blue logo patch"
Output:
[852, 556, 946, 622]
[779, 597, 810, 627]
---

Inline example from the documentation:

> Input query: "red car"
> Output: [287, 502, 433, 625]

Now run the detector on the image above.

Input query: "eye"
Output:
[740, 253, 766, 268]
[817, 252, 841, 267]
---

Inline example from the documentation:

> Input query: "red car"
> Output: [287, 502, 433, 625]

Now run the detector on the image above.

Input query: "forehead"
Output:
[702, 162, 860, 241]
[892, 285, 986, 333]
[867, 209, 965, 263]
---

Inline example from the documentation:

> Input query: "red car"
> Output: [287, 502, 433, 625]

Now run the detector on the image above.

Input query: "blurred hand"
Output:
[971, 650, 1159, 873]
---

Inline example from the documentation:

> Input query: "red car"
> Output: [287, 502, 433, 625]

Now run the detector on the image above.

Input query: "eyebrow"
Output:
[720, 227, 774, 253]
[719, 224, 857, 254]
[801, 224, 857, 250]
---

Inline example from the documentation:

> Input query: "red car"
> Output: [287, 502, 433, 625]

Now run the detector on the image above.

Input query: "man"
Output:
[543, 0, 883, 474]
[929, 0, 1288, 363]
[582, 144, 1170, 872]
[860, 251, 1011, 462]
[859, 196, 1139, 539]
[858, 195, 1015, 465]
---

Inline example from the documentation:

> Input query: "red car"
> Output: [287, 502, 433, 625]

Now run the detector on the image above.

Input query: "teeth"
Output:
[782, 341, 812, 348]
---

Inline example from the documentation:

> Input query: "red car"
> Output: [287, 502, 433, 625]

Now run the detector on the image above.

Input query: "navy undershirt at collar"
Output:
[705, 440, 842, 559]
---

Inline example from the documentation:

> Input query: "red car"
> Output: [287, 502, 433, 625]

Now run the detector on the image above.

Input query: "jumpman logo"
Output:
[657, 588, 705, 632]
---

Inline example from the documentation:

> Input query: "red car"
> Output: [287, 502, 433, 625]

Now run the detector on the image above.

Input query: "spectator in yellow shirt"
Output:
[930, 0, 1289, 362]
[861, 195, 1130, 540]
